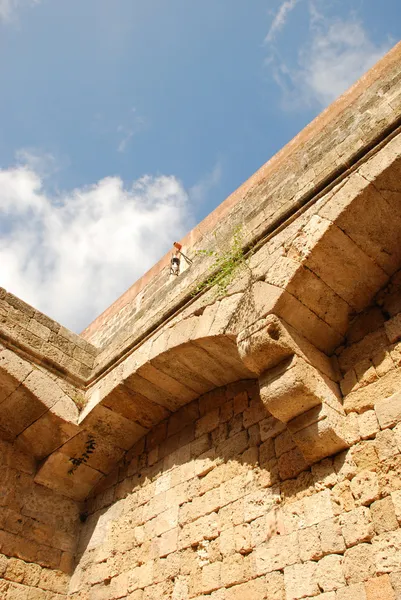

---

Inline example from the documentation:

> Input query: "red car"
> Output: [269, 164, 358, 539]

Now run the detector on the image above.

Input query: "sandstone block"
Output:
[336, 582, 367, 600]
[195, 410, 220, 438]
[298, 525, 323, 561]
[243, 488, 280, 523]
[345, 411, 361, 445]
[316, 554, 346, 592]
[224, 576, 269, 600]
[351, 441, 379, 472]
[364, 574, 396, 600]
[373, 530, 401, 573]
[385, 313, 401, 344]
[4, 558, 25, 583]
[341, 369, 358, 396]
[178, 513, 219, 550]
[370, 497, 398, 534]
[391, 490, 401, 524]
[221, 553, 249, 587]
[390, 571, 401, 600]
[350, 470, 380, 506]
[318, 517, 346, 554]
[343, 544, 376, 584]
[259, 355, 341, 424]
[340, 506, 375, 547]
[304, 490, 333, 526]
[234, 523, 252, 555]
[200, 561, 221, 594]
[259, 415, 286, 441]
[375, 429, 400, 461]
[252, 532, 299, 575]
[278, 447, 308, 480]
[243, 397, 266, 429]
[344, 369, 401, 414]
[289, 402, 349, 463]
[274, 429, 296, 457]
[284, 561, 319, 600]
[375, 392, 401, 429]
[129, 562, 154, 592]
[359, 410, 380, 439]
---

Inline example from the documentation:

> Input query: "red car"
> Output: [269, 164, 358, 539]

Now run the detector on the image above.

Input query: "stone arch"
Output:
[0, 345, 79, 459]
[34, 130, 401, 502]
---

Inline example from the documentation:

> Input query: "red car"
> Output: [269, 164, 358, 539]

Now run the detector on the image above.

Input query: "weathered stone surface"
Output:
[259, 355, 342, 424]
[375, 392, 401, 429]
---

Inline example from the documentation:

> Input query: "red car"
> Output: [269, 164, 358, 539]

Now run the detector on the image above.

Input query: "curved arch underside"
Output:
[1, 132, 401, 501]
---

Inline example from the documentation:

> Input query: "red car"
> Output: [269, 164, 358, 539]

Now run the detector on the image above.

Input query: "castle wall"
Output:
[69, 314, 401, 600]
[0, 439, 80, 598]
[0, 41, 400, 600]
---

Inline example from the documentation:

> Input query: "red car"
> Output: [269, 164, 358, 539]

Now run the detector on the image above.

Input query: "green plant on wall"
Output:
[192, 225, 251, 298]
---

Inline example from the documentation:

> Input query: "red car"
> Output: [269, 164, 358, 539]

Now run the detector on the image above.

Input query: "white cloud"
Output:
[266, 3, 391, 109]
[265, 0, 300, 43]
[15, 148, 58, 178]
[295, 18, 391, 107]
[0, 160, 193, 332]
[0, 0, 39, 22]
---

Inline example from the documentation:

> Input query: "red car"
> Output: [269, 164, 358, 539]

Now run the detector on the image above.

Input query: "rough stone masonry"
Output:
[1, 41, 401, 600]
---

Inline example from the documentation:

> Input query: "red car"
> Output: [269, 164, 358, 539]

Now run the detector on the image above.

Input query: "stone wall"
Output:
[1, 41, 401, 600]
[69, 357, 401, 599]
[0, 288, 97, 383]
[0, 439, 80, 599]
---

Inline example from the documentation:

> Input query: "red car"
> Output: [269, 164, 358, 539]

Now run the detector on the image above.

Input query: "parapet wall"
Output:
[1, 42, 401, 600]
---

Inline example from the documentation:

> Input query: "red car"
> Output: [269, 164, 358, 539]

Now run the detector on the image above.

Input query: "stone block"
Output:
[344, 369, 401, 414]
[259, 415, 286, 441]
[359, 410, 380, 439]
[370, 497, 399, 534]
[243, 488, 280, 523]
[298, 525, 323, 561]
[284, 561, 319, 600]
[289, 402, 349, 463]
[373, 530, 401, 573]
[343, 544, 376, 584]
[352, 441, 379, 472]
[259, 355, 341, 424]
[376, 392, 401, 429]
[195, 409, 220, 438]
[350, 470, 380, 506]
[318, 517, 346, 554]
[336, 583, 368, 600]
[340, 507, 375, 547]
[365, 574, 396, 600]
[221, 553, 249, 587]
[277, 447, 308, 480]
[129, 562, 154, 592]
[316, 554, 346, 592]
[375, 429, 400, 460]
[385, 313, 401, 344]
[224, 576, 272, 600]
[252, 532, 299, 575]
[304, 490, 333, 526]
[391, 490, 401, 524]
[274, 429, 296, 457]
[390, 571, 401, 600]
[200, 561, 221, 594]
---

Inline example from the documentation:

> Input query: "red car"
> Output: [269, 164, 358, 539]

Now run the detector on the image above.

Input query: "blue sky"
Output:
[0, 0, 399, 332]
